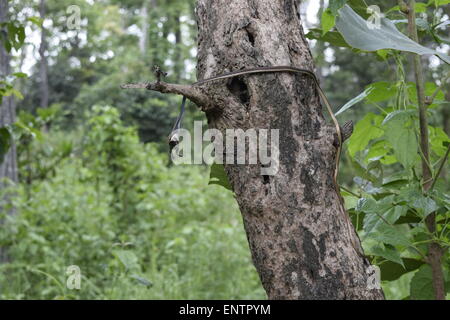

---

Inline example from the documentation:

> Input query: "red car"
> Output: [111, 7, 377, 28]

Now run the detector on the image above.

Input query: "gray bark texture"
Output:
[194, 0, 384, 300]
[0, 0, 18, 263]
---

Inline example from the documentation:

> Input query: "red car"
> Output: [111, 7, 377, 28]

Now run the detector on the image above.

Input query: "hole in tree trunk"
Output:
[246, 28, 255, 46]
[227, 77, 250, 107]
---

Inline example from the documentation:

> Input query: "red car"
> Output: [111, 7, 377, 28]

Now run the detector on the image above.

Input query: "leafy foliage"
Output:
[0, 109, 264, 299]
[324, 1, 450, 299]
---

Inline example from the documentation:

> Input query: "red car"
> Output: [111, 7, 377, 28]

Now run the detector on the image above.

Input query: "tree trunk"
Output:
[194, 0, 384, 300]
[173, 12, 183, 81]
[39, 0, 49, 109]
[0, 0, 18, 263]
[139, 0, 149, 57]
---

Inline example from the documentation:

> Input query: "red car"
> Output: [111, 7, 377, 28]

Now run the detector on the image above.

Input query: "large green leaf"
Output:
[384, 119, 418, 169]
[427, 0, 450, 6]
[410, 265, 435, 300]
[365, 140, 397, 165]
[411, 194, 439, 218]
[429, 126, 450, 158]
[321, 9, 336, 35]
[336, 5, 450, 64]
[370, 224, 412, 247]
[112, 249, 140, 272]
[361, 200, 407, 236]
[365, 81, 398, 103]
[379, 258, 425, 281]
[371, 245, 404, 267]
[306, 29, 351, 48]
[348, 113, 384, 157]
[329, 0, 348, 15]
[346, 0, 370, 18]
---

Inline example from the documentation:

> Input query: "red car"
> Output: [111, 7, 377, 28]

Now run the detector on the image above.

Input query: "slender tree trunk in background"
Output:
[316, 0, 326, 84]
[39, 0, 49, 109]
[139, 0, 149, 57]
[445, 94, 450, 136]
[0, 0, 18, 263]
[173, 12, 183, 81]
[445, 49, 450, 136]
[406, 0, 445, 300]
[193, 0, 383, 299]
[148, 0, 161, 66]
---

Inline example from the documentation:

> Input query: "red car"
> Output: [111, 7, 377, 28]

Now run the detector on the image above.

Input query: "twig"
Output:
[120, 66, 211, 109]
[339, 185, 360, 198]
[430, 144, 450, 191]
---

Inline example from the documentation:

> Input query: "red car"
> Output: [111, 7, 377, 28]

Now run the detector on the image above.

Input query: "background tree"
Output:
[0, 0, 19, 263]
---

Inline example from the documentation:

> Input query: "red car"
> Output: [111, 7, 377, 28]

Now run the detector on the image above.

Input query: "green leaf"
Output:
[348, 113, 384, 157]
[112, 249, 140, 271]
[363, 202, 407, 236]
[335, 5, 450, 64]
[10, 88, 23, 100]
[209, 163, 232, 191]
[321, 9, 336, 35]
[3, 38, 11, 53]
[27, 17, 44, 27]
[410, 265, 435, 300]
[408, 82, 445, 106]
[16, 26, 25, 46]
[371, 245, 404, 267]
[329, 0, 348, 15]
[379, 258, 424, 281]
[335, 87, 373, 116]
[384, 119, 418, 169]
[411, 195, 439, 218]
[376, 49, 390, 60]
[365, 81, 397, 103]
[429, 126, 450, 157]
[347, 0, 370, 18]
[349, 157, 379, 183]
[12, 72, 27, 78]
[306, 29, 351, 48]
[427, 0, 450, 7]
[370, 224, 412, 247]
[365, 140, 397, 165]
[0, 127, 12, 165]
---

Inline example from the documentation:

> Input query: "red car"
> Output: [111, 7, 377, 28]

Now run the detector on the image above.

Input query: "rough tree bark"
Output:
[193, 0, 383, 300]
[0, 0, 19, 263]
[126, 0, 385, 299]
